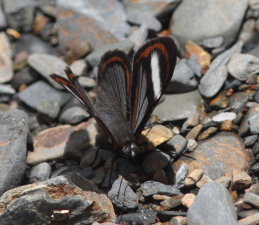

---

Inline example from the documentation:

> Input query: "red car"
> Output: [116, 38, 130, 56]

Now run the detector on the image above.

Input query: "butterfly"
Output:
[50, 36, 177, 157]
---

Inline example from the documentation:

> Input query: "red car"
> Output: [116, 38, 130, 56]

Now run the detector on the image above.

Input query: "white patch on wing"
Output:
[151, 53, 161, 98]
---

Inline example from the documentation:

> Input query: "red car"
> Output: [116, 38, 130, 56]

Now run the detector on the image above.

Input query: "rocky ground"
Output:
[0, 0, 259, 224]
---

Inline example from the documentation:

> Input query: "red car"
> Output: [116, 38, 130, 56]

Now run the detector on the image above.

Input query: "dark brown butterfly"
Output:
[50, 37, 177, 157]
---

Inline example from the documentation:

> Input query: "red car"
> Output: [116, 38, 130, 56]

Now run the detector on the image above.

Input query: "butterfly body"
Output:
[50, 37, 177, 157]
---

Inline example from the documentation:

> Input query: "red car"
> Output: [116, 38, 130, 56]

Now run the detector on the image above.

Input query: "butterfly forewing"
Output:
[131, 37, 177, 138]
[50, 70, 120, 149]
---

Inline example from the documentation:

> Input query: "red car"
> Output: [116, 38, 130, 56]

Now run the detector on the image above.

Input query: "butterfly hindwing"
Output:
[130, 37, 177, 138]
[95, 50, 135, 150]
[97, 50, 132, 121]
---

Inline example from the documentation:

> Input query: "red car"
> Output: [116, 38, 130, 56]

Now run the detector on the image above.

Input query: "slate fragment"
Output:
[0, 110, 29, 195]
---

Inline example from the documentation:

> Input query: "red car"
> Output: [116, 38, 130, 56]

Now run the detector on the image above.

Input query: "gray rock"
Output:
[86, 40, 134, 66]
[89, 165, 106, 186]
[108, 177, 138, 209]
[186, 139, 198, 152]
[69, 59, 88, 76]
[244, 191, 259, 208]
[0, 32, 13, 83]
[239, 103, 259, 136]
[0, 110, 29, 195]
[0, 84, 15, 95]
[57, 0, 121, 51]
[229, 91, 255, 112]
[0, 4, 7, 29]
[244, 135, 258, 147]
[167, 135, 187, 158]
[77, 76, 96, 89]
[117, 158, 136, 176]
[203, 36, 224, 49]
[157, 211, 187, 222]
[238, 18, 256, 43]
[14, 34, 56, 56]
[141, 181, 181, 197]
[81, 0, 130, 40]
[186, 54, 202, 77]
[227, 53, 259, 80]
[212, 112, 236, 122]
[173, 163, 189, 189]
[248, 114, 259, 134]
[187, 182, 238, 225]
[128, 23, 149, 51]
[198, 40, 243, 98]
[142, 150, 171, 174]
[126, 11, 162, 31]
[0, 173, 116, 224]
[29, 162, 52, 183]
[18, 81, 71, 119]
[50, 166, 80, 178]
[117, 212, 157, 225]
[79, 147, 100, 168]
[2, 0, 36, 31]
[11, 67, 41, 90]
[59, 106, 90, 125]
[167, 59, 198, 93]
[175, 132, 252, 180]
[28, 53, 68, 89]
[79, 167, 93, 179]
[153, 90, 202, 121]
[215, 176, 232, 188]
[170, 0, 248, 47]
[101, 171, 119, 188]
[125, 0, 177, 16]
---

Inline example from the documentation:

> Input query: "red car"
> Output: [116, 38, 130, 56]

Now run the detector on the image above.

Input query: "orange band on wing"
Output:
[101, 56, 131, 95]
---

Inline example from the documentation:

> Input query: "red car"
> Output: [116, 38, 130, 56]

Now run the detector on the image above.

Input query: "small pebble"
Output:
[221, 120, 233, 131]
[184, 169, 203, 187]
[197, 127, 218, 140]
[196, 175, 213, 188]
[182, 193, 196, 208]
[215, 176, 232, 189]
[29, 162, 51, 183]
[232, 170, 252, 191]
[186, 139, 198, 152]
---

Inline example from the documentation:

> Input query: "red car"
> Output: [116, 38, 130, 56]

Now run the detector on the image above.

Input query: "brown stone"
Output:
[196, 175, 213, 188]
[247, 183, 259, 196]
[184, 169, 203, 187]
[152, 169, 168, 184]
[197, 126, 218, 140]
[209, 90, 229, 109]
[181, 193, 196, 208]
[170, 216, 187, 225]
[27, 118, 98, 165]
[221, 120, 233, 131]
[185, 40, 211, 74]
[232, 170, 252, 191]
[174, 132, 252, 180]
[160, 195, 183, 210]
[185, 124, 203, 140]
[238, 212, 259, 225]
[138, 125, 173, 151]
[57, 7, 118, 51]
[0, 173, 116, 224]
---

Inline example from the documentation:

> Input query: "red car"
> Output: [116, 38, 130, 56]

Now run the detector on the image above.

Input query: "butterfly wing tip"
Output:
[64, 66, 72, 74]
